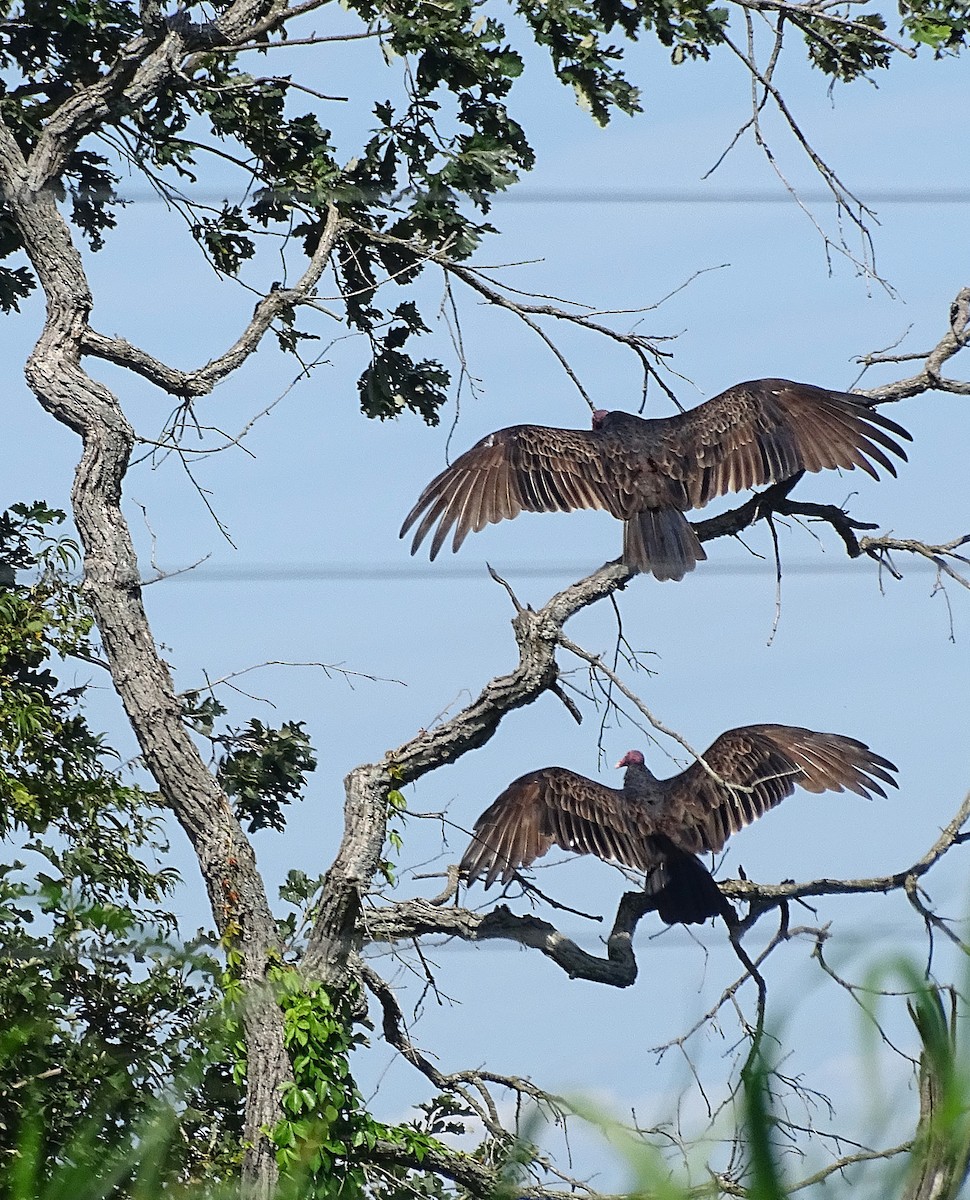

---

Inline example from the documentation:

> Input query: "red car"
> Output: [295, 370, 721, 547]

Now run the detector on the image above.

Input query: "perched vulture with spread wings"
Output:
[401, 379, 911, 581]
[459, 725, 898, 925]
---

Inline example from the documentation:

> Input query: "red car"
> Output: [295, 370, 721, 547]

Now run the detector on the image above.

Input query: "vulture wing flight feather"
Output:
[401, 425, 616, 562]
[459, 725, 898, 925]
[647, 380, 910, 509]
[401, 379, 912, 581]
[652, 724, 899, 856]
[458, 767, 655, 890]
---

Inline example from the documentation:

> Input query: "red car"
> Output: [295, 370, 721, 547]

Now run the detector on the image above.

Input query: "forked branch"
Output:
[82, 206, 345, 400]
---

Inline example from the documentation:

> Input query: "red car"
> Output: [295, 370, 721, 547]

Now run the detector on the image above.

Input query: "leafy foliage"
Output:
[1, 0, 967, 416]
[799, 12, 892, 80]
[0, 502, 123, 836]
[0, 867, 221, 1183]
[516, 0, 728, 111]
[0, 502, 234, 1188]
[900, 0, 970, 49]
[218, 718, 317, 834]
[358, 302, 452, 423]
[0, 232, 36, 315]
[378, 773, 409, 886]
[182, 693, 317, 833]
[275, 868, 328, 954]
[0, 0, 139, 99]
[269, 974, 448, 1199]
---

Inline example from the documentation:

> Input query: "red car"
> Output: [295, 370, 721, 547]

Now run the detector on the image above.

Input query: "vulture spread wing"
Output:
[400, 379, 911, 580]
[458, 768, 738, 925]
[458, 725, 898, 924]
[458, 766, 655, 889]
[399, 424, 618, 560]
[639, 379, 912, 510]
[655, 724, 899, 855]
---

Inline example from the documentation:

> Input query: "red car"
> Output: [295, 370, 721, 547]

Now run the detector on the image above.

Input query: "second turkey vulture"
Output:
[458, 725, 898, 925]
[401, 379, 912, 581]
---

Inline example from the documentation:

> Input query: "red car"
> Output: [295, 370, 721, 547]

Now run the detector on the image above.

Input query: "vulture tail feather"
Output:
[651, 840, 735, 926]
[624, 509, 707, 581]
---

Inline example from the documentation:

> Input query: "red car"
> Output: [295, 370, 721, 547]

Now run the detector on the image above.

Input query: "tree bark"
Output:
[0, 122, 289, 1198]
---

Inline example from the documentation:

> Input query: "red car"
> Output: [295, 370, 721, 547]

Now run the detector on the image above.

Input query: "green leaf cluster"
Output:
[0, 210, 36, 313]
[0, 869, 225, 1187]
[270, 973, 450, 1198]
[515, 0, 729, 116]
[182, 693, 318, 834]
[0, 502, 236, 1189]
[900, 0, 970, 49]
[801, 13, 892, 81]
[358, 302, 451, 423]
[0, 502, 120, 836]
[378, 779, 409, 885]
[0, 0, 132, 295]
[217, 718, 317, 834]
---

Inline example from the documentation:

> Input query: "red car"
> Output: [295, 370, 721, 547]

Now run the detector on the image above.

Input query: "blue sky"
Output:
[2, 12, 970, 1189]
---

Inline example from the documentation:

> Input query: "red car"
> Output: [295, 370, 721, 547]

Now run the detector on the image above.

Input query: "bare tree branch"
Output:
[857, 287, 970, 401]
[353, 223, 682, 410]
[303, 562, 633, 982]
[715, 19, 882, 281]
[722, 790, 970, 919]
[82, 206, 344, 399]
[860, 534, 970, 589]
[364, 890, 669, 986]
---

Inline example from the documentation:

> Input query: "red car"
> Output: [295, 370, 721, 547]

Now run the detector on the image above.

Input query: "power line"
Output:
[34, 186, 970, 206]
[148, 559, 929, 582]
[498, 187, 970, 205]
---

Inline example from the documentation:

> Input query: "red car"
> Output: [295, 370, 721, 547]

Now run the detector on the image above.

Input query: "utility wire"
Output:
[148, 559, 928, 582]
[39, 186, 970, 205]
[499, 188, 970, 205]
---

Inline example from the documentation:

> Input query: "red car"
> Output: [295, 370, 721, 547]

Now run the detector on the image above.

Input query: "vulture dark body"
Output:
[458, 725, 898, 925]
[401, 379, 912, 580]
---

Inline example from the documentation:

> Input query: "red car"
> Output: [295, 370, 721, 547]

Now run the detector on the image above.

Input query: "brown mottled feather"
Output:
[401, 380, 911, 579]
[656, 724, 898, 855]
[458, 767, 655, 889]
[402, 425, 615, 561]
[647, 380, 910, 508]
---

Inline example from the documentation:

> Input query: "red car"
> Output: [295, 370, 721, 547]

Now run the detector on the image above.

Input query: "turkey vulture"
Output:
[400, 379, 911, 581]
[458, 725, 898, 925]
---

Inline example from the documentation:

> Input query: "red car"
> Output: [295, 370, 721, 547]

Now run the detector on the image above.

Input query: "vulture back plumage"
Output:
[401, 379, 911, 580]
